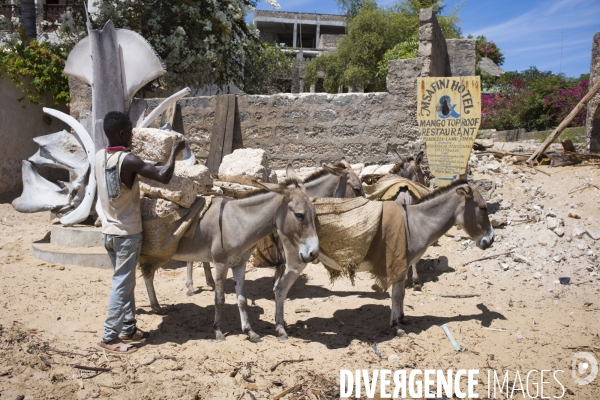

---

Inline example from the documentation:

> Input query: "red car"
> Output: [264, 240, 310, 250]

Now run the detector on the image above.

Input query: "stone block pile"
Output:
[131, 128, 213, 220]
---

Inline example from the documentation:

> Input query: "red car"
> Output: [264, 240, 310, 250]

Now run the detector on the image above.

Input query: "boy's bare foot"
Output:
[96, 338, 137, 355]
[119, 328, 156, 343]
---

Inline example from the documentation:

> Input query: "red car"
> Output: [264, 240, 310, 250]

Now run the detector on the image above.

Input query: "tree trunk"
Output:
[21, 0, 37, 41]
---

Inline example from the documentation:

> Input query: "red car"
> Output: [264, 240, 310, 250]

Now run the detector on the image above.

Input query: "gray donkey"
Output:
[185, 160, 364, 295]
[144, 166, 319, 342]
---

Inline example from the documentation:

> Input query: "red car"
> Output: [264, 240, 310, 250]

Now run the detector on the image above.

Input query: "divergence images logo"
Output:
[436, 95, 460, 119]
[572, 352, 598, 385]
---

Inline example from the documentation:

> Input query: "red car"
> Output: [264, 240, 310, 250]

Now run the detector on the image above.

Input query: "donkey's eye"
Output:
[294, 212, 305, 221]
[353, 188, 362, 195]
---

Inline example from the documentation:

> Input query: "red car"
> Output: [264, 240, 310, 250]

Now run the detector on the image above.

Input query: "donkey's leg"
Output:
[144, 269, 166, 314]
[232, 264, 260, 343]
[411, 263, 422, 291]
[274, 263, 307, 340]
[390, 273, 409, 337]
[185, 262, 195, 296]
[212, 264, 229, 341]
[203, 262, 215, 290]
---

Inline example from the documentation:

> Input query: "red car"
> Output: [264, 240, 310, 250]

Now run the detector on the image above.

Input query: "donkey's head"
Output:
[393, 150, 425, 185]
[322, 159, 364, 198]
[257, 165, 319, 264]
[455, 184, 494, 250]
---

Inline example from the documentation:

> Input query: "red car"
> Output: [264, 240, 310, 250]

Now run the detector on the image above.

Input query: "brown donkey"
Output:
[276, 180, 494, 339]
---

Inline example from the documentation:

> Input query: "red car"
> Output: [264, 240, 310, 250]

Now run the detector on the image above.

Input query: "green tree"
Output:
[336, 0, 368, 19]
[1, 0, 285, 104]
[242, 42, 292, 94]
[472, 35, 504, 65]
[305, 0, 461, 93]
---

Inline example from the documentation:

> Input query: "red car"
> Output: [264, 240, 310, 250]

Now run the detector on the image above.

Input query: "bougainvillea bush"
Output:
[481, 67, 589, 131]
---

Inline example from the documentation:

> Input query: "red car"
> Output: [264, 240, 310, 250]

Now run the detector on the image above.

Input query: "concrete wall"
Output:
[586, 32, 600, 153]
[0, 77, 68, 194]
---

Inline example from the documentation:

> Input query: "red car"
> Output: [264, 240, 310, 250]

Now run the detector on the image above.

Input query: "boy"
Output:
[95, 111, 185, 355]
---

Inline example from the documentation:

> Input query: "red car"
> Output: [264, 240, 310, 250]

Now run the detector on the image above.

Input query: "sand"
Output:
[0, 163, 599, 399]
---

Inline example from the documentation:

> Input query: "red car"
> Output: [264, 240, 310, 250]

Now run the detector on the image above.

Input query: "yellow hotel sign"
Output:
[417, 76, 481, 186]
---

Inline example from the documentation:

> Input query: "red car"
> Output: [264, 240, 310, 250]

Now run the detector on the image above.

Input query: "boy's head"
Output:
[104, 111, 133, 147]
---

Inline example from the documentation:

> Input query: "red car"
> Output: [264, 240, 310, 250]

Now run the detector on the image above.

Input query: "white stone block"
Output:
[374, 164, 396, 174]
[139, 175, 199, 208]
[218, 148, 269, 186]
[131, 128, 182, 163]
[175, 162, 213, 194]
[359, 165, 379, 178]
[140, 197, 180, 220]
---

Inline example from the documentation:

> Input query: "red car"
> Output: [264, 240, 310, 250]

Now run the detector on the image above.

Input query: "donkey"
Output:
[389, 150, 429, 290]
[185, 160, 364, 295]
[143, 166, 319, 342]
[274, 180, 494, 339]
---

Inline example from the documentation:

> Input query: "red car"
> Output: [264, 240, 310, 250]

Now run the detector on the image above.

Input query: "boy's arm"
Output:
[120, 138, 186, 188]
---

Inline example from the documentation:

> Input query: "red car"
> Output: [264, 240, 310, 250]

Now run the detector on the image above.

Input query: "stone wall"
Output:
[586, 32, 600, 153]
[446, 39, 476, 76]
[0, 77, 69, 194]
[145, 92, 422, 168]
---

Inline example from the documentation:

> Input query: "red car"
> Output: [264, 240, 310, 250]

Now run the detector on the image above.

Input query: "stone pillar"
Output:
[586, 32, 600, 153]
[316, 15, 321, 48]
[293, 15, 298, 48]
[418, 8, 449, 78]
[310, 84, 316, 93]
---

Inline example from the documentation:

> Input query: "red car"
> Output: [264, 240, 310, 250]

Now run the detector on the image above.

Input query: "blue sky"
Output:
[252, 0, 600, 78]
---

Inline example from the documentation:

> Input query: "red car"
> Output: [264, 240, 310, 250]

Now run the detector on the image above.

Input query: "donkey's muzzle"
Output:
[299, 236, 319, 263]
[477, 227, 495, 250]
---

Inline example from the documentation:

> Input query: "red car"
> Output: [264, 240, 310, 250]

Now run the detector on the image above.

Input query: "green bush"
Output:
[0, 35, 69, 106]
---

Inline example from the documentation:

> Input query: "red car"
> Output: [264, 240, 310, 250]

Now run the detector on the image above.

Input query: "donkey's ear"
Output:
[252, 180, 290, 196]
[415, 151, 424, 164]
[322, 164, 347, 177]
[286, 164, 301, 182]
[338, 157, 352, 169]
[456, 185, 474, 198]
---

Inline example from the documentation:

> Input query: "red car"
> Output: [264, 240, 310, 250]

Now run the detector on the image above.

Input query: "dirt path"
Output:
[1, 162, 599, 399]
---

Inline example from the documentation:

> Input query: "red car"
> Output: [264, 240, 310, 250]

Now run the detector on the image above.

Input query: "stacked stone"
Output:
[131, 128, 213, 220]
[214, 148, 279, 197]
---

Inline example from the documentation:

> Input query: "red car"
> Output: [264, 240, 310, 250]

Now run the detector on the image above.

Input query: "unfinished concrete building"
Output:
[253, 10, 346, 93]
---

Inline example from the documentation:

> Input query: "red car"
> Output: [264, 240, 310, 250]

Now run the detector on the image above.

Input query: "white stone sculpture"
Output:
[12, 20, 192, 226]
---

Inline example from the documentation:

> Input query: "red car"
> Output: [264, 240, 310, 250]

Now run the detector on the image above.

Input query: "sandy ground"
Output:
[1, 160, 600, 399]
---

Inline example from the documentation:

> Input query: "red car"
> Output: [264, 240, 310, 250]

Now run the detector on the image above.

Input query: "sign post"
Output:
[417, 77, 481, 187]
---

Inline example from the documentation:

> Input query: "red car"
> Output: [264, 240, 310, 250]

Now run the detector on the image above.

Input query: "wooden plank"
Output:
[527, 78, 600, 165]
[207, 95, 229, 174]
[222, 94, 236, 156]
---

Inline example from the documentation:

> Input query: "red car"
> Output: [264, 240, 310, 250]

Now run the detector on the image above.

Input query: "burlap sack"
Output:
[314, 197, 382, 275]
[139, 196, 212, 277]
[365, 175, 430, 201]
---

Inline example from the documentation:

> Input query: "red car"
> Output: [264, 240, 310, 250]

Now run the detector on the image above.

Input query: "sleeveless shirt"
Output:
[95, 149, 142, 235]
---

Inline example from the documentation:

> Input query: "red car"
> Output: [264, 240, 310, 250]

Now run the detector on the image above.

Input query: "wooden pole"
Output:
[527, 79, 600, 166]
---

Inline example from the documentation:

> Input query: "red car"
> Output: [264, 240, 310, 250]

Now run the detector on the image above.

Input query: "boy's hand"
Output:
[174, 137, 186, 154]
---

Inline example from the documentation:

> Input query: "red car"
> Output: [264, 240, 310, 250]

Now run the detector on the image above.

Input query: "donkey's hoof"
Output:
[277, 334, 289, 341]
[186, 291, 195, 297]
[215, 331, 226, 342]
[247, 331, 261, 343]
[413, 283, 422, 291]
